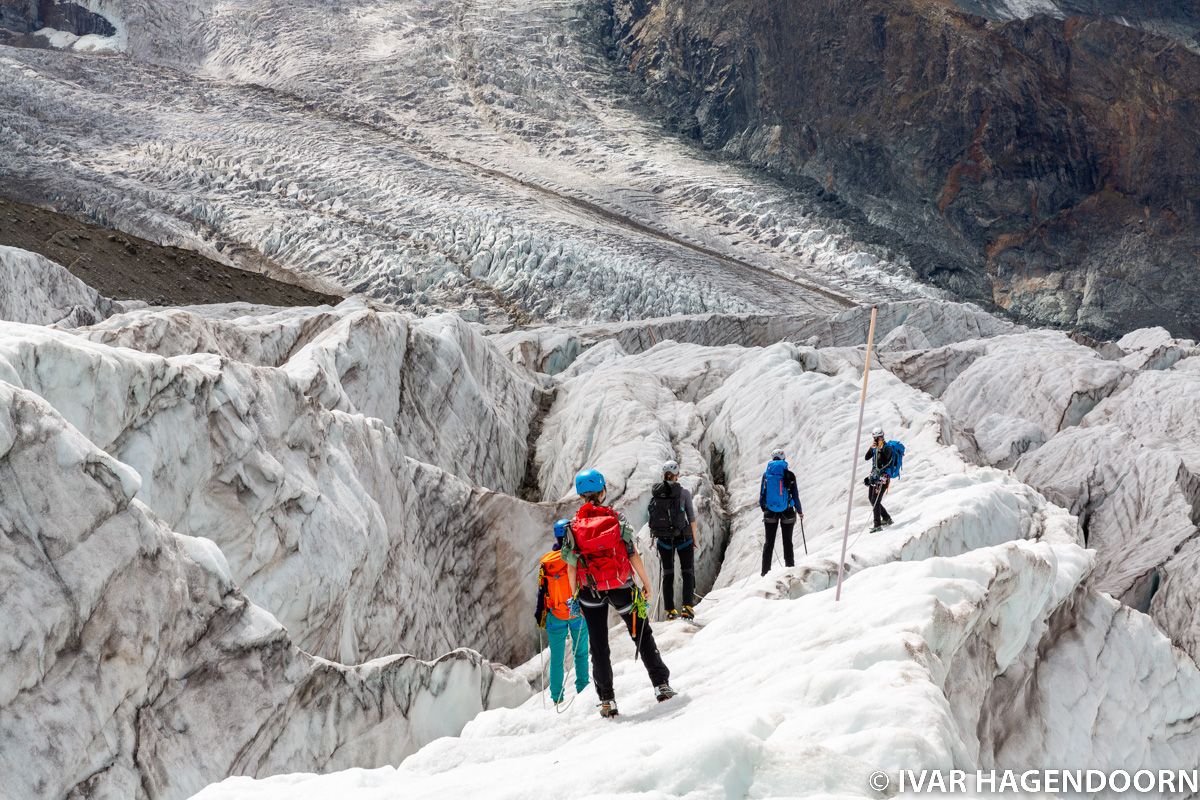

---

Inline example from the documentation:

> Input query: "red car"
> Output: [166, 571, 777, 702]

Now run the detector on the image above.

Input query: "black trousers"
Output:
[578, 585, 670, 701]
[762, 511, 796, 576]
[657, 539, 695, 611]
[869, 480, 892, 527]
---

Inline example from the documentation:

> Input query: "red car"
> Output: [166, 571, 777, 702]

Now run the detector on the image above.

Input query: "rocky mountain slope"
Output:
[609, 0, 1200, 339]
[0, 197, 339, 307]
[3, 246, 1198, 798]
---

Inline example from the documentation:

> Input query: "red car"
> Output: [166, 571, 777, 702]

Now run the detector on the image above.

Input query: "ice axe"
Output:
[800, 515, 808, 555]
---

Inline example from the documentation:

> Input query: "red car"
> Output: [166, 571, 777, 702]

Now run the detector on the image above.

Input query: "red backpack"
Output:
[571, 503, 632, 591]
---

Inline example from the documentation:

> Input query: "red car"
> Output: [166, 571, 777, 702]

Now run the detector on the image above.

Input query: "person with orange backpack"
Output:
[563, 468, 676, 718]
[533, 519, 591, 704]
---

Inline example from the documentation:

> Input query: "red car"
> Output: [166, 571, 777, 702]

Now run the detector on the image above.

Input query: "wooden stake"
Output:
[835, 306, 878, 601]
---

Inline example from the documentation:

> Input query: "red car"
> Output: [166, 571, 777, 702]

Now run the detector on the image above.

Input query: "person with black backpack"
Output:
[759, 448, 803, 576]
[646, 459, 699, 620]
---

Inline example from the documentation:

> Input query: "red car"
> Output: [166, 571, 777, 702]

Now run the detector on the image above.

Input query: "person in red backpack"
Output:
[533, 519, 590, 705]
[563, 468, 676, 718]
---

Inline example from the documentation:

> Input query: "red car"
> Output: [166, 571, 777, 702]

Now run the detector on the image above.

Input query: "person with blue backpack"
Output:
[759, 448, 803, 576]
[864, 426, 905, 532]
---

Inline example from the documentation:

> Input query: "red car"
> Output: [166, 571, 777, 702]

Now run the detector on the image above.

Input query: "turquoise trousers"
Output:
[546, 613, 590, 702]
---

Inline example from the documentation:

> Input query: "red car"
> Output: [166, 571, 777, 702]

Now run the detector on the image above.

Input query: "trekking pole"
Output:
[835, 306, 877, 602]
[799, 516, 808, 555]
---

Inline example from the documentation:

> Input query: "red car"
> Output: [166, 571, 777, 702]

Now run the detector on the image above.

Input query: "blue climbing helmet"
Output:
[553, 518, 570, 540]
[574, 468, 606, 496]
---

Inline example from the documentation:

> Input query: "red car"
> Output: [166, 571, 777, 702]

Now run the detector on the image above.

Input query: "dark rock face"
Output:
[40, 0, 115, 36]
[608, 0, 1200, 338]
[0, 0, 39, 33]
[0, 0, 115, 36]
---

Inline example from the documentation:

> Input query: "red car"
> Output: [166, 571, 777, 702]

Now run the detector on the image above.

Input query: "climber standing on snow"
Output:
[647, 459, 698, 621]
[864, 426, 904, 532]
[533, 519, 590, 705]
[563, 468, 676, 718]
[760, 448, 803, 576]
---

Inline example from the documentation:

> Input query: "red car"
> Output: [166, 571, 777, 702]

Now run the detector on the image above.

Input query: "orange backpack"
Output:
[539, 550, 574, 621]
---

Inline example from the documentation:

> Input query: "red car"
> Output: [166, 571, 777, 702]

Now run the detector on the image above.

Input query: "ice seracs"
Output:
[0, 299, 547, 666]
[0, 380, 529, 800]
[0, 245, 121, 327]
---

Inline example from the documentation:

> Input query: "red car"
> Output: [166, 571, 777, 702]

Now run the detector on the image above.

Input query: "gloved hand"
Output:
[566, 597, 580, 617]
[863, 476, 872, 486]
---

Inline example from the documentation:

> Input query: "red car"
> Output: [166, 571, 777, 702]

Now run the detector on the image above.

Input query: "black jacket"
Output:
[864, 443, 899, 480]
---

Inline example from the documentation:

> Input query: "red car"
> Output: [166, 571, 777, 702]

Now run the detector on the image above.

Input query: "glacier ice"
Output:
[3, 246, 1199, 800]
[0, 298, 549, 665]
[0, 380, 529, 800]
[0, 0, 948, 326]
[0, 244, 121, 327]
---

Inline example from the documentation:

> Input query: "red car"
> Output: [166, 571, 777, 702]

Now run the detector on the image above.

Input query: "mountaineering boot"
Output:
[869, 525, 883, 533]
[882, 517, 894, 528]
[680, 605, 695, 620]
[599, 699, 619, 718]
[665, 609, 681, 621]
[655, 684, 677, 702]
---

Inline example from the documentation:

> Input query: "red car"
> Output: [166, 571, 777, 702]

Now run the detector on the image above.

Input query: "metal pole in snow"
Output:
[835, 306, 878, 601]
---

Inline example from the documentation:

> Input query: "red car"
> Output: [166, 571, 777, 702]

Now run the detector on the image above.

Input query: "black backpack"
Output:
[647, 481, 687, 537]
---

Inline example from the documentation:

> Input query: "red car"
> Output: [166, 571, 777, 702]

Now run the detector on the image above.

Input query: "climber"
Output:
[864, 426, 905, 532]
[533, 518, 590, 705]
[563, 468, 676, 718]
[759, 448, 803, 576]
[646, 459, 698, 620]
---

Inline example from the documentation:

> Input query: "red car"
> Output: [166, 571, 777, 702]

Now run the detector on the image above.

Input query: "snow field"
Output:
[192, 538, 1094, 800]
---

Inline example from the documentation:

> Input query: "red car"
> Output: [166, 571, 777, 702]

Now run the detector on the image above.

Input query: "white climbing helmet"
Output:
[662, 459, 679, 475]
[871, 426, 885, 439]
[770, 448, 786, 460]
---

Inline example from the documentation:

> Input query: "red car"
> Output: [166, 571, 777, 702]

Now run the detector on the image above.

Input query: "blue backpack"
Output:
[883, 441, 905, 479]
[762, 460, 791, 512]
